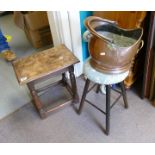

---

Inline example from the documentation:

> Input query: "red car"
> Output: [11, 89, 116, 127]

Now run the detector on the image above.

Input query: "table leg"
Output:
[27, 82, 47, 118]
[62, 73, 68, 86]
[69, 66, 79, 103]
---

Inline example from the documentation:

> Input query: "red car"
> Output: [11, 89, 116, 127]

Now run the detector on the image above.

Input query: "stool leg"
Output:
[62, 73, 67, 86]
[96, 84, 100, 94]
[120, 81, 128, 109]
[69, 66, 79, 103]
[105, 85, 111, 135]
[27, 82, 47, 119]
[78, 78, 90, 114]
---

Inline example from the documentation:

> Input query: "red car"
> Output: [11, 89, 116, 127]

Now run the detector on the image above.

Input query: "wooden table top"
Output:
[13, 44, 79, 85]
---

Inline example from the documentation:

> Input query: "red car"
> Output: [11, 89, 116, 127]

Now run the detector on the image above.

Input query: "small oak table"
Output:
[13, 44, 79, 118]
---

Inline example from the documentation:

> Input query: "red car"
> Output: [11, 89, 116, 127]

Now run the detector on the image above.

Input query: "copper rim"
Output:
[90, 59, 131, 74]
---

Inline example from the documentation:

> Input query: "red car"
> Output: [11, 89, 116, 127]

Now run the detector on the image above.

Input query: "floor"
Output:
[0, 13, 53, 119]
[0, 13, 35, 119]
[0, 77, 155, 143]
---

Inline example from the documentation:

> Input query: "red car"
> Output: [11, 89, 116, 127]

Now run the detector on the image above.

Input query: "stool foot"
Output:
[78, 79, 90, 114]
[39, 108, 47, 119]
[105, 130, 109, 135]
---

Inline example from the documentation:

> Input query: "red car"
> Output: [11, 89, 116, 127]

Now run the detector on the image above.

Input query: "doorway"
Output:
[0, 11, 53, 119]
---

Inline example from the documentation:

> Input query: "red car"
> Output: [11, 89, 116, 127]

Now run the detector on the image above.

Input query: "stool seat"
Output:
[84, 58, 129, 85]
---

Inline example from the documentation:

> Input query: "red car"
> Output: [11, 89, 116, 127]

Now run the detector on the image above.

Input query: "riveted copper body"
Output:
[85, 16, 143, 74]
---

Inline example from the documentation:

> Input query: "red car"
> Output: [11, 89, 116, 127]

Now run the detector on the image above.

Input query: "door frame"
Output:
[47, 11, 83, 77]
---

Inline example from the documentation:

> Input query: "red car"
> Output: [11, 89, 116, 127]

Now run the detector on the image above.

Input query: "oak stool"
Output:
[13, 44, 79, 118]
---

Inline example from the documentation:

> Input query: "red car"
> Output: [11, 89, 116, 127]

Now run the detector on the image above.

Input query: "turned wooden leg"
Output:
[120, 81, 128, 109]
[27, 82, 47, 119]
[78, 78, 90, 114]
[62, 73, 68, 86]
[69, 66, 79, 103]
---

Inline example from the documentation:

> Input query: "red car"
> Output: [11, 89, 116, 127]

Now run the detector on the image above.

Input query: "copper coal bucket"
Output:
[84, 16, 144, 74]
